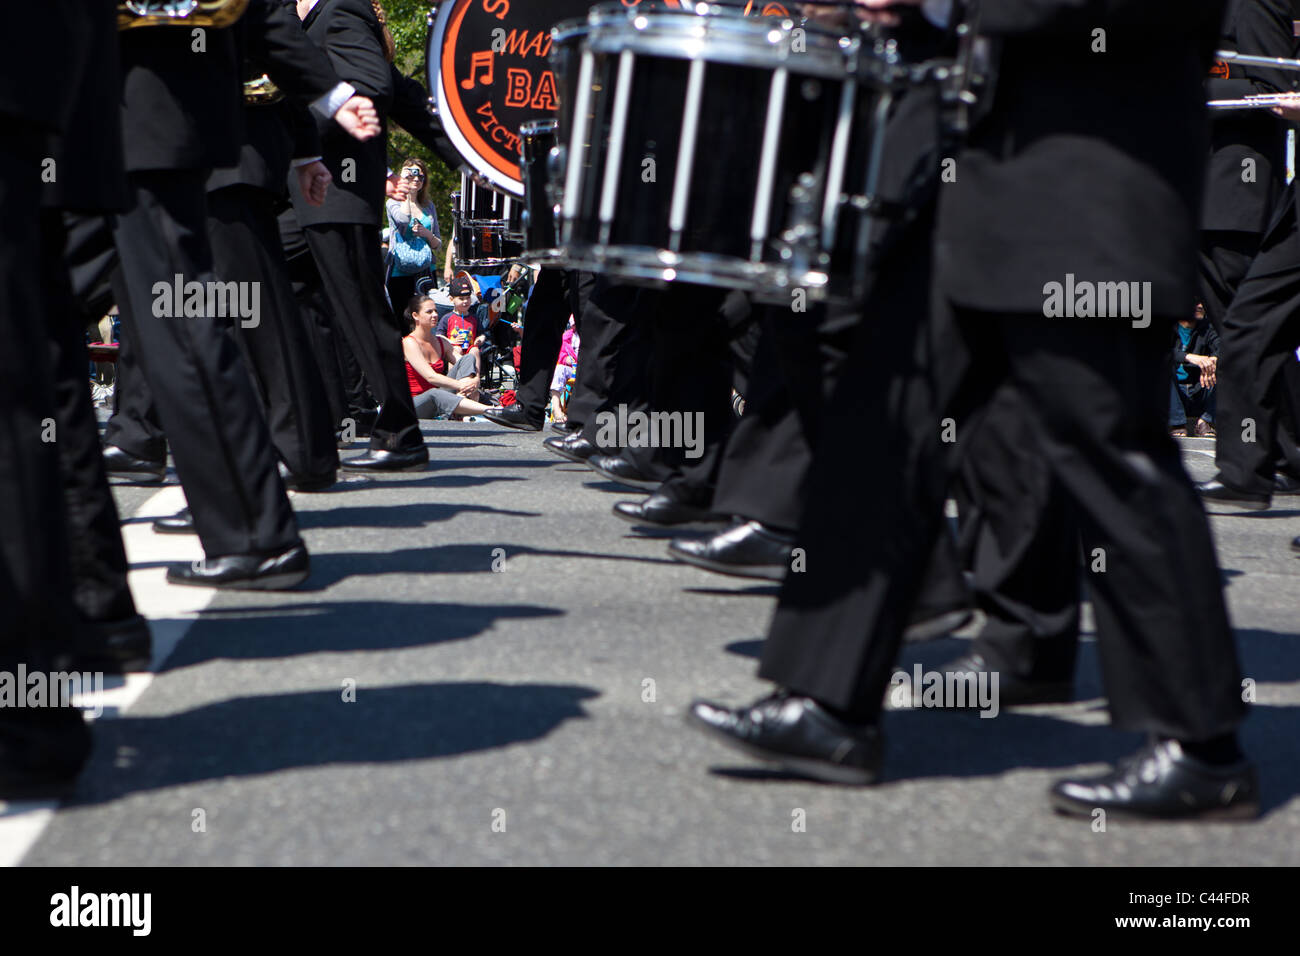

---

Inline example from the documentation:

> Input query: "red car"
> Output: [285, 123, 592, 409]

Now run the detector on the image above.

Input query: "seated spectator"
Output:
[402, 294, 497, 420]
[1171, 303, 1219, 437]
[549, 318, 579, 424]
[436, 275, 486, 375]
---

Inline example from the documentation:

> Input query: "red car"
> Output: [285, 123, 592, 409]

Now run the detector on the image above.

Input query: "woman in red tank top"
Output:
[402, 295, 497, 420]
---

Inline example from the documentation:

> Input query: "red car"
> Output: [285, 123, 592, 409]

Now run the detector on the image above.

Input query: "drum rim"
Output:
[552, 15, 851, 80]
[553, 242, 834, 299]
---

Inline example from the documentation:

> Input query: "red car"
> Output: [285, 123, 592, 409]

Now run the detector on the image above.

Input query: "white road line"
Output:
[0, 484, 213, 866]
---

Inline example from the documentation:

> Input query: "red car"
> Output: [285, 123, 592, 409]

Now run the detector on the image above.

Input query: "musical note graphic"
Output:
[461, 51, 495, 90]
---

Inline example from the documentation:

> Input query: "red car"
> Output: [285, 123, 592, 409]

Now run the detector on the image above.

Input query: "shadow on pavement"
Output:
[65, 681, 599, 806]
[295, 501, 541, 530]
[157, 600, 563, 669]
[305, 543, 680, 588]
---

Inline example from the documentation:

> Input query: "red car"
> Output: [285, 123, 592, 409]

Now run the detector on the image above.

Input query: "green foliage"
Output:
[383, 0, 458, 272]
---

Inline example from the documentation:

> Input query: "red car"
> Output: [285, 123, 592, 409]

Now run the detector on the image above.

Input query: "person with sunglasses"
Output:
[386, 158, 442, 319]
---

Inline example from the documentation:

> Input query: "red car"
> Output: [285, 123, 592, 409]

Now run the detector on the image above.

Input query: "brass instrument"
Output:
[243, 74, 285, 106]
[1208, 92, 1299, 111]
[117, 0, 250, 31]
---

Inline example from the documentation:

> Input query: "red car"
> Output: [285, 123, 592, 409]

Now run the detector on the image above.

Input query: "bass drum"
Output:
[426, 0, 593, 197]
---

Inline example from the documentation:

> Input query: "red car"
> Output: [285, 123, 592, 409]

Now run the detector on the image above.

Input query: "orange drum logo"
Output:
[433, 0, 591, 193]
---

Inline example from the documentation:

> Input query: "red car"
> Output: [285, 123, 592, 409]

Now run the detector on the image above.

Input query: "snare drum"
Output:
[519, 119, 561, 261]
[456, 219, 524, 266]
[452, 174, 525, 268]
[551, 4, 899, 302]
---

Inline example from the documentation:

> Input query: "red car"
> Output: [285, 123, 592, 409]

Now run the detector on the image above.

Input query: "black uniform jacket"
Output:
[1202, 0, 1294, 233]
[934, 0, 1228, 319]
[288, 0, 394, 227]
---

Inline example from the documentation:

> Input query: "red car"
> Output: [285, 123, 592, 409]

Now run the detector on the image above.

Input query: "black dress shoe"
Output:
[668, 520, 794, 581]
[688, 690, 882, 785]
[278, 460, 337, 492]
[1050, 738, 1259, 821]
[153, 507, 194, 535]
[166, 543, 310, 590]
[1275, 473, 1300, 495]
[340, 446, 429, 473]
[1196, 477, 1270, 511]
[483, 405, 543, 431]
[103, 444, 165, 484]
[73, 614, 152, 674]
[587, 454, 661, 491]
[613, 493, 724, 527]
[543, 433, 599, 464]
[0, 708, 92, 801]
[904, 605, 974, 643]
[937, 652, 1073, 706]
[551, 419, 579, 435]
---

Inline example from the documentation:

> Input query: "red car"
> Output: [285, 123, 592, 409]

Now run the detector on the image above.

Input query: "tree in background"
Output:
[385, 0, 459, 274]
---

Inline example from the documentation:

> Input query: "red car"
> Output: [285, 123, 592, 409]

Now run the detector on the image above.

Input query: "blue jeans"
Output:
[1169, 378, 1215, 428]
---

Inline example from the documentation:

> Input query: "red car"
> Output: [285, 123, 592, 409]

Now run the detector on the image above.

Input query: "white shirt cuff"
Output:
[291, 156, 323, 168]
[310, 81, 357, 119]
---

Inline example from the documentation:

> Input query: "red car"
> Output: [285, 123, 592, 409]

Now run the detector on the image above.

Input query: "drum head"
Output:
[427, 0, 593, 197]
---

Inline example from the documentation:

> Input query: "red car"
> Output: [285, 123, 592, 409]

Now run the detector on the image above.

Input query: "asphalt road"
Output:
[13, 425, 1300, 865]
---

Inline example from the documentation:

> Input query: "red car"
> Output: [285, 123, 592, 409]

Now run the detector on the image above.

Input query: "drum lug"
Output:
[775, 173, 823, 280]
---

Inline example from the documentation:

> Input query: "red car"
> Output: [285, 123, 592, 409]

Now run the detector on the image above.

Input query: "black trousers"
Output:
[513, 267, 589, 422]
[572, 279, 654, 444]
[44, 211, 139, 626]
[0, 128, 79, 670]
[208, 185, 337, 480]
[105, 276, 168, 461]
[1215, 189, 1300, 494]
[304, 222, 420, 451]
[711, 303, 856, 531]
[1198, 230, 1261, 336]
[620, 285, 748, 495]
[953, 383, 1081, 678]
[109, 169, 298, 558]
[759, 268, 1245, 738]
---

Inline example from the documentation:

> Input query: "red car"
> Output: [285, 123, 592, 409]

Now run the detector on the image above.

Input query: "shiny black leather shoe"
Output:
[1050, 738, 1260, 821]
[1196, 477, 1270, 511]
[73, 614, 152, 674]
[103, 444, 165, 484]
[1275, 473, 1300, 495]
[153, 507, 194, 535]
[613, 493, 723, 527]
[0, 709, 92, 801]
[937, 652, 1073, 706]
[551, 419, 580, 435]
[587, 454, 660, 491]
[543, 433, 599, 464]
[340, 446, 429, 473]
[688, 690, 882, 785]
[483, 405, 543, 431]
[166, 543, 310, 590]
[279, 461, 337, 492]
[904, 605, 974, 643]
[668, 520, 794, 581]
